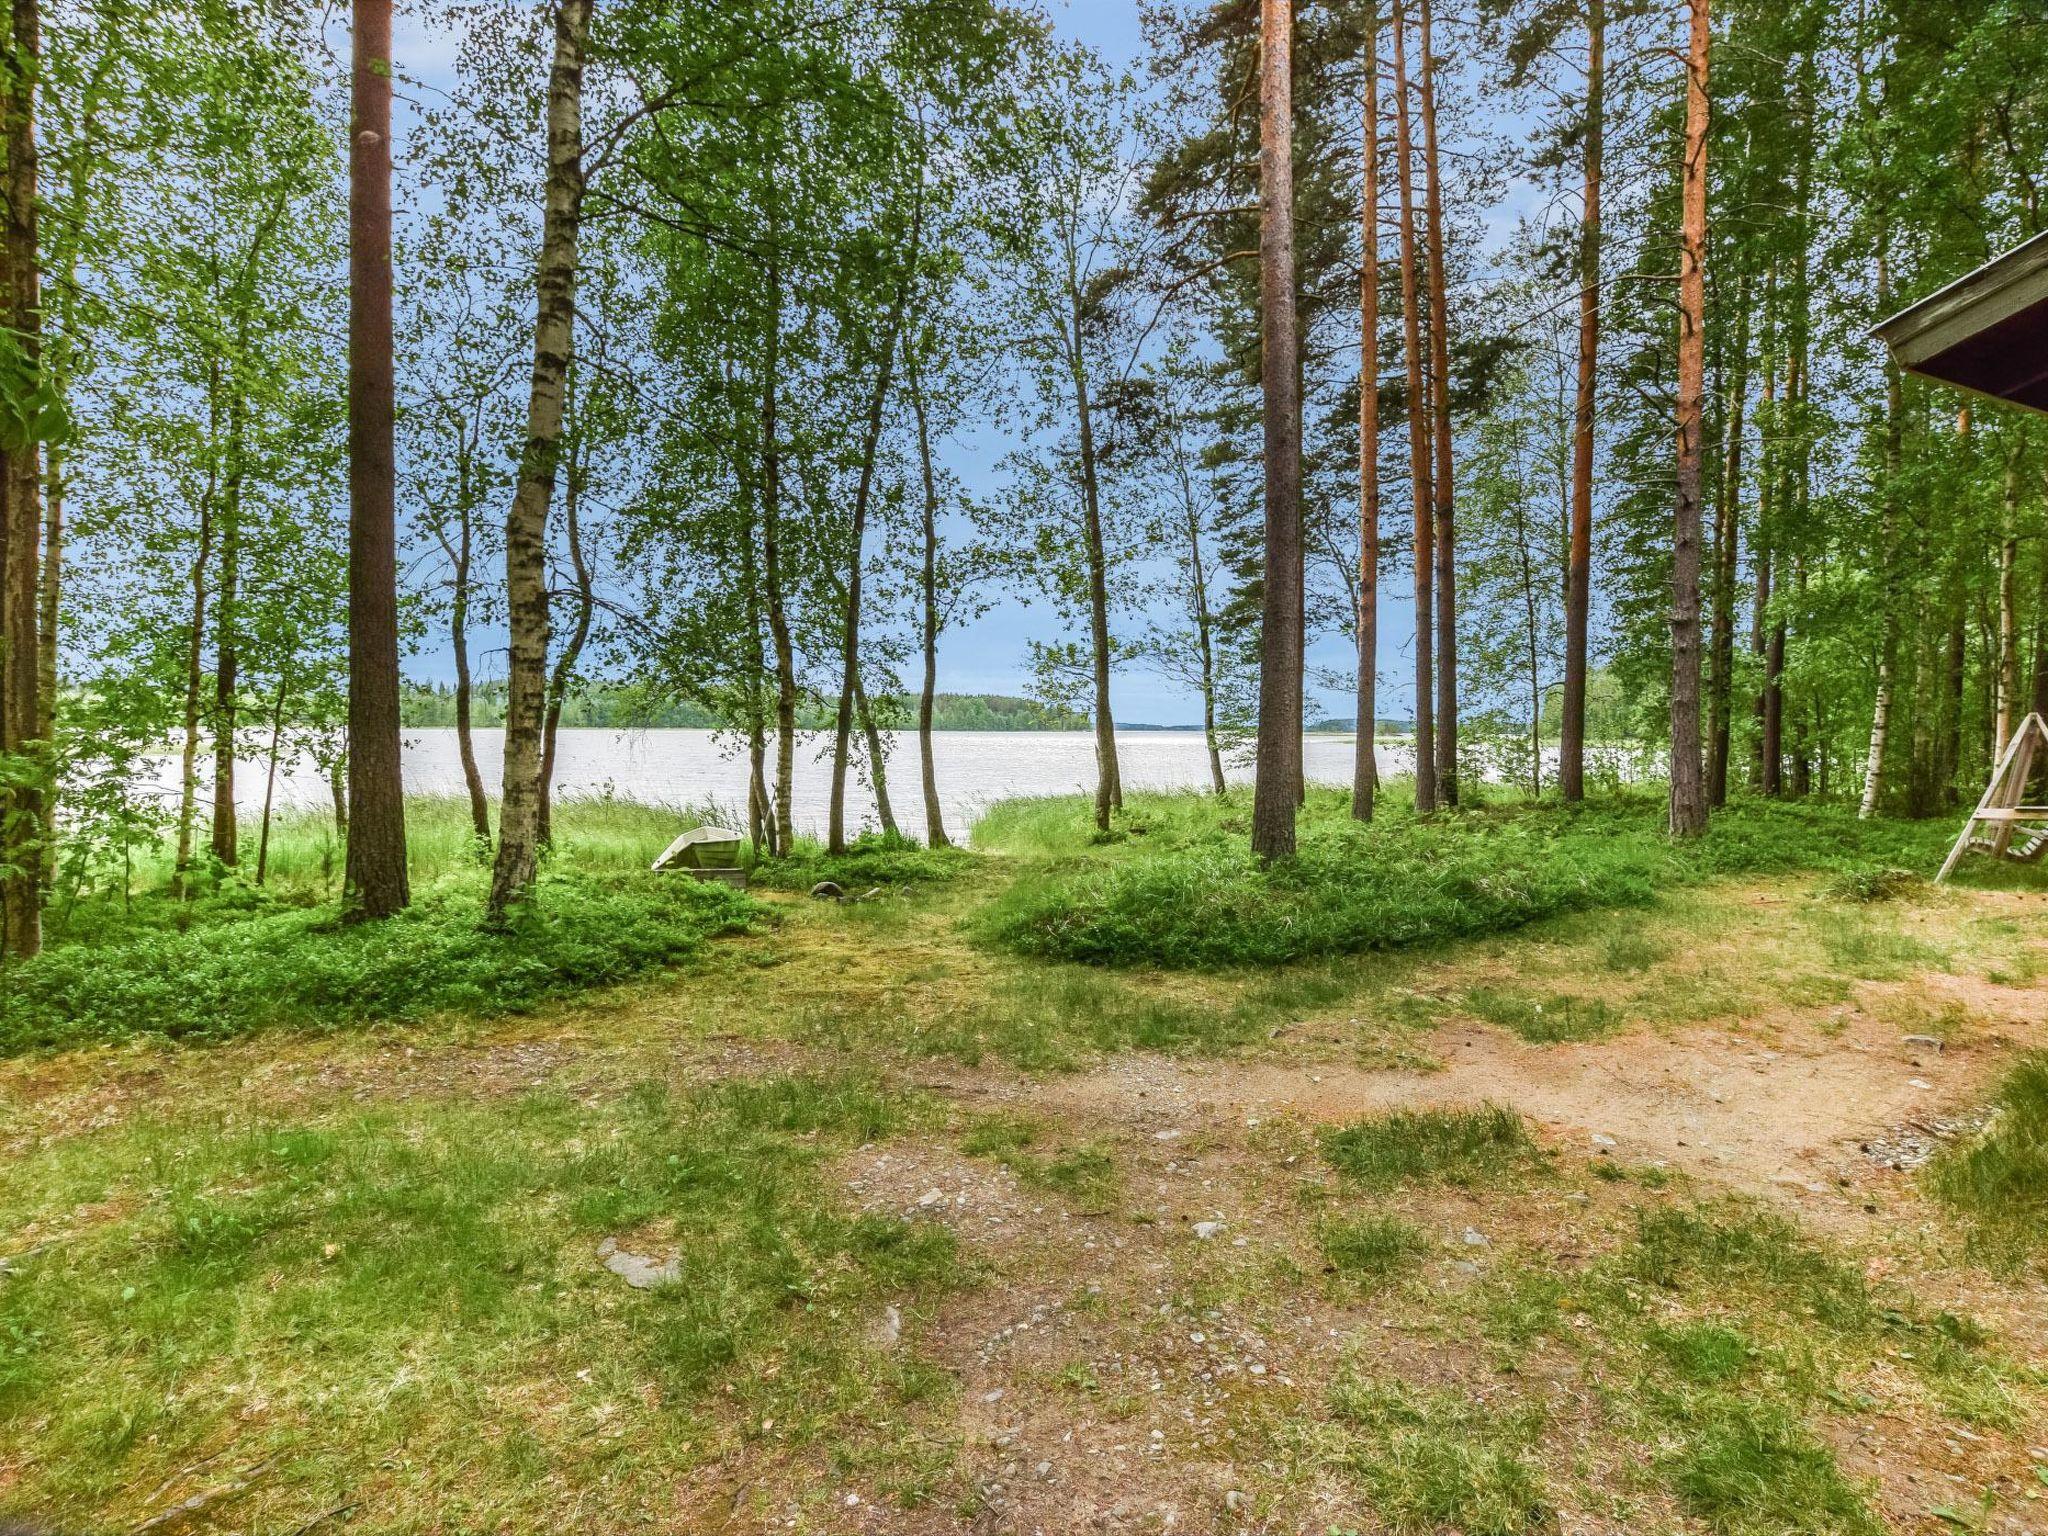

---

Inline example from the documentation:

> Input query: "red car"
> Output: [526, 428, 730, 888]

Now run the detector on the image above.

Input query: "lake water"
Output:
[235, 728, 1646, 844]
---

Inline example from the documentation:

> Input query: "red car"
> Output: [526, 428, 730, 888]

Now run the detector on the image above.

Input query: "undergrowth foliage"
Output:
[976, 790, 1961, 969]
[1, 872, 761, 1054]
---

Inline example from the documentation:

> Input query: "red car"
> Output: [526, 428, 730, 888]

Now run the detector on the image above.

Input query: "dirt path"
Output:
[1020, 994, 2036, 1201]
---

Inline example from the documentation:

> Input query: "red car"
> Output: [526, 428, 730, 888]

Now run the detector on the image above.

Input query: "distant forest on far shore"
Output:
[399, 681, 1093, 733]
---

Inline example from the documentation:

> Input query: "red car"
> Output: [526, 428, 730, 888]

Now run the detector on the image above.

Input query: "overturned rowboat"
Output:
[650, 825, 748, 887]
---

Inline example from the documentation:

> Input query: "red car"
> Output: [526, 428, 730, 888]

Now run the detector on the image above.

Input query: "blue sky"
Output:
[391, 1, 1399, 729]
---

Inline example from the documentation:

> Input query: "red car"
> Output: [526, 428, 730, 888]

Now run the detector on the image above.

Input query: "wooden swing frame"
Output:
[1936, 712, 2048, 882]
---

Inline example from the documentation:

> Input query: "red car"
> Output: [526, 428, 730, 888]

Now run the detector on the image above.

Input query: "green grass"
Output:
[1664, 1395, 1881, 1536]
[1627, 1206, 1877, 1330]
[960, 1111, 1119, 1212]
[1647, 1321, 1753, 1384]
[900, 969, 1269, 1072]
[1928, 1053, 2048, 1269]
[11, 793, 791, 1056]
[745, 830, 978, 893]
[1317, 1374, 1551, 1535]
[1321, 1104, 1534, 1190]
[0, 1071, 962, 1524]
[3, 869, 760, 1055]
[976, 789, 1968, 970]
[1462, 986, 1621, 1043]
[1600, 929, 1670, 973]
[1808, 908, 1951, 980]
[1816, 866, 1926, 904]
[1464, 1199, 2026, 1534]
[89, 792, 704, 907]
[1320, 1213, 1428, 1281]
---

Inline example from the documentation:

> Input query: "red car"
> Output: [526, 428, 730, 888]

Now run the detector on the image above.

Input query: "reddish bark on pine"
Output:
[1250, 0, 1303, 862]
[1668, 0, 1710, 838]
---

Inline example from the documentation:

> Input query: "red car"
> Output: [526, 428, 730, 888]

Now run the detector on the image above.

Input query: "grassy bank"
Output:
[97, 793, 701, 904]
[4, 872, 760, 1056]
[16, 784, 2031, 1058]
[975, 788, 1972, 968]
[10, 796, 763, 1057]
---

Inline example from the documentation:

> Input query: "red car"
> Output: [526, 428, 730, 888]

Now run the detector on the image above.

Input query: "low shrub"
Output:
[1, 870, 762, 1055]
[979, 792, 1961, 969]
[747, 830, 977, 894]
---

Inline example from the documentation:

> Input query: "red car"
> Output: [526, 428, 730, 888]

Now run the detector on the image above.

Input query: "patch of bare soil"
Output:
[1029, 970, 2044, 1219]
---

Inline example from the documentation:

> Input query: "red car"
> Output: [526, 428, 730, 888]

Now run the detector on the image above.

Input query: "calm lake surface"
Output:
[247, 728, 1396, 844]
[211, 729, 1646, 847]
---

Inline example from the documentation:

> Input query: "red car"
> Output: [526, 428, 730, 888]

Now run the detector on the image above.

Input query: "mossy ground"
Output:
[5, 790, 2047, 1531]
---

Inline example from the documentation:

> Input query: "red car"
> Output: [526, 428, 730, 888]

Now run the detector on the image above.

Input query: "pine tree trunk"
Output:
[487, 0, 590, 920]
[1667, 0, 1710, 839]
[1418, 0, 1458, 806]
[1250, 0, 1303, 862]
[1391, 0, 1434, 813]
[344, 0, 410, 918]
[1559, 0, 1604, 804]
[906, 345, 949, 847]
[1353, 5, 1381, 821]
[0, 0, 43, 955]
